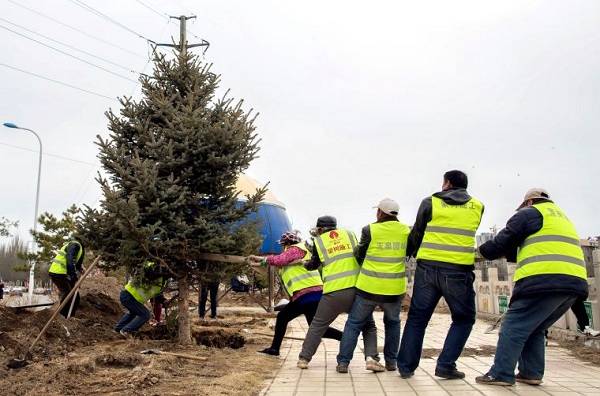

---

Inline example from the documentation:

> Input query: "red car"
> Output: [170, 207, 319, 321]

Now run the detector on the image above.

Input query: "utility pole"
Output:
[156, 15, 209, 55]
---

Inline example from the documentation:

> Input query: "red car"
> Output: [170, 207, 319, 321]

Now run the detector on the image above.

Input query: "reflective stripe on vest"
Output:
[356, 221, 410, 295]
[416, 196, 483, 265]
[279, 243, 322, 295]
[515, 202, 587, 282]
[125, 280, 163, 304]
[49, 241, 83, 275]
[314, 229, 360, 294]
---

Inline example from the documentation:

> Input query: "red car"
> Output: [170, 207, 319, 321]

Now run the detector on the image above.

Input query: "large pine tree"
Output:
[79, 50, 264, 343]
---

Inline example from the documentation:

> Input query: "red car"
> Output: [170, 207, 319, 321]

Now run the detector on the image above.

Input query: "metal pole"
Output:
[593, 250, 600, 329]
[3, 123, 42, 303]
[22, 127, 42, 303]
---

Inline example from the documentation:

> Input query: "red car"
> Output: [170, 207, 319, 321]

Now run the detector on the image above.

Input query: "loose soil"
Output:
[3, 280, 599, 395]
[0, 275, 282, 396]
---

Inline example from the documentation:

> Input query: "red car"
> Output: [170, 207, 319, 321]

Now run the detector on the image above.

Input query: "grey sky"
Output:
[1, 0, 599, 246]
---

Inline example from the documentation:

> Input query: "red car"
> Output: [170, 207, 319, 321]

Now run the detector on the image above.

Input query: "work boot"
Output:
[365, 356, 385, 372]
[297, 358, 309, 369]
[435, 367, 465, 379]
[257, 348, 279, 357]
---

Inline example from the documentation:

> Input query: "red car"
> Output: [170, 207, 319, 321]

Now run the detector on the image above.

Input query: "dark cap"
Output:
[316, 215, 337, 229]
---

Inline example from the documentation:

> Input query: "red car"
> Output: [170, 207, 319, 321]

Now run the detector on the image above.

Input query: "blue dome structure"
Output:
[236, 174, 292, 254]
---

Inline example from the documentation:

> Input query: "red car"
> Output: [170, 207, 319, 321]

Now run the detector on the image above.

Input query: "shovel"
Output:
[6, 256, 100, 369]
[484, 313, 505, 334]
[241, 328, 305, 341]
[140, 349, 207, 361]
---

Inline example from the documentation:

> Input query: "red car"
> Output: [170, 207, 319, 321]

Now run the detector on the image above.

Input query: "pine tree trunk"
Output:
[177, 274, 192, 344]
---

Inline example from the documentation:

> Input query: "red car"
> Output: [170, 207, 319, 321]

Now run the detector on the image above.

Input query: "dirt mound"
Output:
[0, 276, 281, 395]
[0, 291, 125, 361]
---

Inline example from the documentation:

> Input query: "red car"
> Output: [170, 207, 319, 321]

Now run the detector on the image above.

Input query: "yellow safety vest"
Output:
[314, 229, 360, 294]
[49, 241, 83, 275]
[515, 202, 587, 282]
[279, 243, 322, 296]
[356, 221, 410, 295]
[417, 196, 483, 265]
[125, 262, 164, 303]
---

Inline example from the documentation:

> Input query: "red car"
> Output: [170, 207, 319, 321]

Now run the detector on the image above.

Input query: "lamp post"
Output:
[3, 122, 42, 302]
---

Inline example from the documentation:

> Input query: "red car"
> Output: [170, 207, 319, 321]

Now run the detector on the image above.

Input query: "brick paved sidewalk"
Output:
[259, 311, 600, 396]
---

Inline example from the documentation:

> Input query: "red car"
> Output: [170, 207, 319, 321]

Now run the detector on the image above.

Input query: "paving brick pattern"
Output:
[259, 312, 600, 396]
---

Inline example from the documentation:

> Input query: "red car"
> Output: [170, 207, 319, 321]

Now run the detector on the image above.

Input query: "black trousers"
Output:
[271, 297, 343, 352]
[571, 295, 589, 331]
[49, 273, 80, 318]
[199, 281, 219, 318]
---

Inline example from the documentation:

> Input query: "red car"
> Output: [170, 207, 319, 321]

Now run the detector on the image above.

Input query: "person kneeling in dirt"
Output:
[248, 231, 343, 357]
[48, 236, 85, 318]
[115, 261, 167, 338]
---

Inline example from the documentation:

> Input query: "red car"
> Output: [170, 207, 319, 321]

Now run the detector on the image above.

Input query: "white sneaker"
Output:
[365, 356, 385, 372]
[297, 359, 309, 369]
[583, 326, 600, 337]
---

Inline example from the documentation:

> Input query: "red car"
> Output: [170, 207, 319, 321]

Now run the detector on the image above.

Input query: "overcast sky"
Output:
[1, 0, 599, 247]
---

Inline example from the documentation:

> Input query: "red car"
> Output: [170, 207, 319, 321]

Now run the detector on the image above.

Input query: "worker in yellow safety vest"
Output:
[114, 261, 166, 339]
[249, 231, 342, 356]
[48, 236, 85, 318]
[475, 187, 588, 386]
[296, 216, 379, 370]
[336, 198, 411, 373]
[398, 170, 484, 380]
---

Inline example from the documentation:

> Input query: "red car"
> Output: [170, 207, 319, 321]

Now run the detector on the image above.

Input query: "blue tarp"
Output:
[248, 203, 292, 254]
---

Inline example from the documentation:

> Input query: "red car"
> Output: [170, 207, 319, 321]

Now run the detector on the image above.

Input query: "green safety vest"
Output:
[515, 202, 587, 282]
[49, 241, 83, 275]
[356, 221, 410, 296]
[417, 196, 483, 265]
[125, 262, 164, 304]
[279, 243, 322, 296]
[314, 229, 360, 294]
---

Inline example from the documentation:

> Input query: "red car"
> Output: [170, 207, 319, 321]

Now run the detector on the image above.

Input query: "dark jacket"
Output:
[408, 187, 483, 271]
[354, 216, 403, 303]
[479, 199, 588, 302]
[305, 241, 324, 271]
[66, 240, 85, 278]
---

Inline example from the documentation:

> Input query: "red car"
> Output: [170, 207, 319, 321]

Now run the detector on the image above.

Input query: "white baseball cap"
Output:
[374, 198, 399, 216]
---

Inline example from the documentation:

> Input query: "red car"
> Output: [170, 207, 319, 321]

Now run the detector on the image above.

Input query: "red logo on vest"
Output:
[328, 231, 339, 239]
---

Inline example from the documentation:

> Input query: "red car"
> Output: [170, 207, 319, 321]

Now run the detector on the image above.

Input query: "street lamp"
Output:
[3, 122, 42, 302]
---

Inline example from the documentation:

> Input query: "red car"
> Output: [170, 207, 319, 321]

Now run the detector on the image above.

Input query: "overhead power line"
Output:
[130, 0, 206, 43]
[5, 0, 146, 59]
[0, 17, 137, 74]
[68, 0, 149, 40]
[0, 141, 100, 166]
[0, 24, 138, 83]
[133, 0, 169, 19]
[0, 62, 117, 101]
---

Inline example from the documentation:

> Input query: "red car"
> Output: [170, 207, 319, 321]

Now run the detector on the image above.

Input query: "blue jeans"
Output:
[114, 289, 151, 333]
[338, 293, 402, 365]
[397, 263, 475, 373]
[487, 292, 578, 383]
